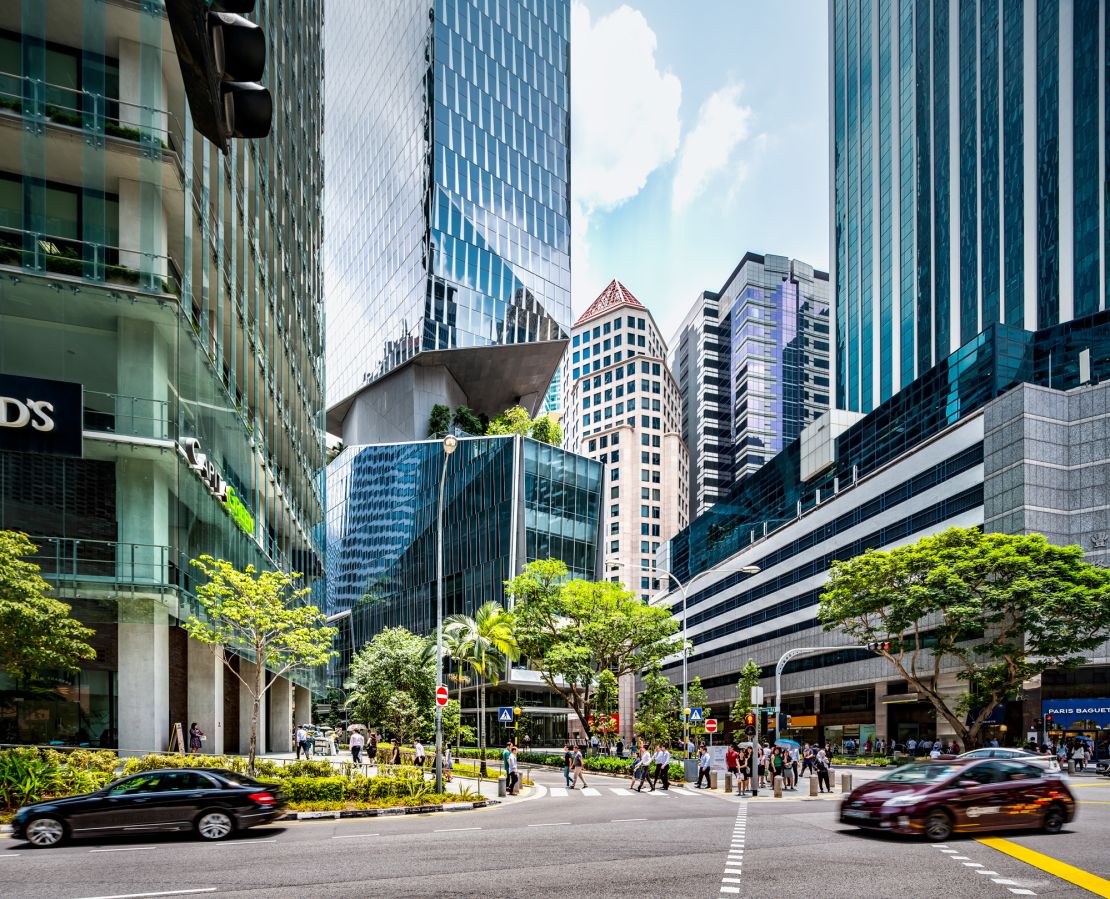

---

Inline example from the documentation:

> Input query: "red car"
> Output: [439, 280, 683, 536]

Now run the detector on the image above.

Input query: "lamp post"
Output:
[434, 434, 458, 794]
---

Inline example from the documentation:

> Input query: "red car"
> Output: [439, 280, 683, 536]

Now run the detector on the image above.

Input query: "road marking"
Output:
[992, 879, 1019, 885]
[720, 889, 740, 895]
[73, 890, 218, 899]
[611, 818, 646, 822]
[715, 801, 748, 893]
[215, 839, 276, 846]
[975, 871, 999, 876]
[527, 822, 571, 827]
[964, 862, 984, 867]
[608, 788, 633, 797]
[979, 837, 1110, 898]
[722, 877, 743, 883]
[434, 827, 481, 832]
[89, 847, 157, 853]
[1008, 891, 1036, 896]
[549, 787, 568, 797]
[950, 856, 970, 860]
[581, 787, 601, 796]
[333, 833, 379, 839]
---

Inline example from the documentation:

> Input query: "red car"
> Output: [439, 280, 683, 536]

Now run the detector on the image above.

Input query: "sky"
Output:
[570, 0, 830, 341]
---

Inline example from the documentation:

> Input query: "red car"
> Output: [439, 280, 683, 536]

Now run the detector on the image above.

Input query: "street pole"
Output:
[751, 709, 759, 797]
[434, 435, 458, 794]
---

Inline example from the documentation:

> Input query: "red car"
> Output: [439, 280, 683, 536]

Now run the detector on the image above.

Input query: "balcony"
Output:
[83, 390, 171, 442]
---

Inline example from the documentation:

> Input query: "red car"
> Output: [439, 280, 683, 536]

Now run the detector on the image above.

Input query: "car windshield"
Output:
[878, 763, 962, 784]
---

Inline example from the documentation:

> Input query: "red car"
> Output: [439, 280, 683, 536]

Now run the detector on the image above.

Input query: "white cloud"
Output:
[571, 2, 682, 213]
[671, 84, 754, 213]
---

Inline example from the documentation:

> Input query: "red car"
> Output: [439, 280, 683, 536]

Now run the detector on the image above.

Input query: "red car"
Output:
[839, 758, 1076, 841]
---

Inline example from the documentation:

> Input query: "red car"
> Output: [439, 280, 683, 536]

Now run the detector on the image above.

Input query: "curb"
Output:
[281, 799, 499, 821]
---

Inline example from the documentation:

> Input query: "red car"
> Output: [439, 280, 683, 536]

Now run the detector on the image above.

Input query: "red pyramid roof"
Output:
[574, 279, 645, 327]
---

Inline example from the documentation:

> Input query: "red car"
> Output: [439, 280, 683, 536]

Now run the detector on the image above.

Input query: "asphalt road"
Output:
[2, 768, 1108, 899]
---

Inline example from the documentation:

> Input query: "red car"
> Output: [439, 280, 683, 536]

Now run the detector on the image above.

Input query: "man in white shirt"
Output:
[636, 745, 654, 792]
[349, 729, 365, 764]
[929, 744, 942, 759]
[295, 725, 308, 759]
[907, 737, 917, 755]
[696, 745, 712, 788]
[651, 744, 672, 791]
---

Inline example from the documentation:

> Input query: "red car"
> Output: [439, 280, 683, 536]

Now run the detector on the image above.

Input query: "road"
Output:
[2, 768, 1108, 899]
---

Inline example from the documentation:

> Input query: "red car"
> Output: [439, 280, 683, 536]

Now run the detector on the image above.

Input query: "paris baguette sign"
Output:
[0, 372, 83, 457]
[179, 436, 255, 536]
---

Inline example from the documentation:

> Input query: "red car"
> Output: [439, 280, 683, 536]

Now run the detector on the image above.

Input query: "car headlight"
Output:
[882, 795, 919, 808]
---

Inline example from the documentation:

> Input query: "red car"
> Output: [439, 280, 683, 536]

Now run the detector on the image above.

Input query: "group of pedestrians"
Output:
[627, 742, 672, 791]
[561, 742, 588, 788]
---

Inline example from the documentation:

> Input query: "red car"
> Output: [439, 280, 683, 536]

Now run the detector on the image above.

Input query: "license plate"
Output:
[843, 809, 871, 819]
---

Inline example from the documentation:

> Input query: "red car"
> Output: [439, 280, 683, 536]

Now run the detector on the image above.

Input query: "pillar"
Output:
[934, 672, 963, 742]
[117, 599, 169, 754]
[187, 640, 224, 754]
[268, 677, 293, 753]
[294, 684, 312, 729]
[873, 682, 888, 745]
[239, 660, 267, 757]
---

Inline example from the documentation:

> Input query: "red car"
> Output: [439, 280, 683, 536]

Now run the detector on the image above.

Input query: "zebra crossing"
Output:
[545, 785, 714, 800]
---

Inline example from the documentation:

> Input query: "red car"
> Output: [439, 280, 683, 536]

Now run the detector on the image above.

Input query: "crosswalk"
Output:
[545, 786, 714, 800]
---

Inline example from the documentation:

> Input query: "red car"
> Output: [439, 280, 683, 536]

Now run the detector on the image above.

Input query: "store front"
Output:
[1042, 698, 1110, 762]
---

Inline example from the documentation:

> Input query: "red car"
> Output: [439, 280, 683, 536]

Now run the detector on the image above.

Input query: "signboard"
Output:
[705, 719, 718, 733]
[688, 707, 704, 723]
[709, 745, 728, 774]
[179, 437, 255, 535]
[435, 685, 448, 707]
[498, 706, 514, 724]
[751, 686, 764, 705]
[0, 373, 83, 457]
[1041, 698, 1110, 730]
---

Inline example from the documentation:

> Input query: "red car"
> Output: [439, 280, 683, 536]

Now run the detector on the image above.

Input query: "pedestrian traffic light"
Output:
[743, 711, 756, 736]
[866, 640, 892, 652]
[1045, 714, 1054, 727]
[165, 0, 273, 153]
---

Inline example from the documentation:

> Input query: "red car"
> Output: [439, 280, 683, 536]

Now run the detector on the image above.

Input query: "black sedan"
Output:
[11, 768, 285, 847]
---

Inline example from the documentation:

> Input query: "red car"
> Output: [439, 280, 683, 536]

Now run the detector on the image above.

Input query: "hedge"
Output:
[280, 775, 479, 804]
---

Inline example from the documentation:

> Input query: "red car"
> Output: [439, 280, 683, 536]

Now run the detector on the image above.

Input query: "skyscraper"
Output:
[832, 0, 1107, 414]
[670, 254, 831, 522]
[325, 0, 572, 444]
[0, 1, 324, 751]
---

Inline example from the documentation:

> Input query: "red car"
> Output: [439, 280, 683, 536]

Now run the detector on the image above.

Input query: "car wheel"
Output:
[1042, 804, 1066, 834]
[923, 810, 953, 842]
[25, 816, 66, 848]
[195, 810, 235, 841]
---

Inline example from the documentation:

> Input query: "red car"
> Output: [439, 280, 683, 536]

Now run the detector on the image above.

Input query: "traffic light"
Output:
[1045, 714, 1054, 728]
[778, 712, 792, 731]
[743, 711, 756, 736]
[866, 641, 892, 652]
[165, 0, 273, 153]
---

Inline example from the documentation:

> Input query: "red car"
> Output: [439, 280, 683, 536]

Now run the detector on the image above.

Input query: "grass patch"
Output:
[285, 793, 480, 812]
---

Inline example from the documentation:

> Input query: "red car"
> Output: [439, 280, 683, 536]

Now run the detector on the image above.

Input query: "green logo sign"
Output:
[224, 485, 255, 535]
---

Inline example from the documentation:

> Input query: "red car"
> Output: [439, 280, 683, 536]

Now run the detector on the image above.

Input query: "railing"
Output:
[0, 72, 185, 167]
[0, 227, 181, 296]
[27, 535, 184, 593]
[83, 390, 171, 441]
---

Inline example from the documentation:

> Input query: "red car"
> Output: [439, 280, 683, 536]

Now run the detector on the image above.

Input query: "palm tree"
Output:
[444, 601, 518, 775]
[443, 626, 476, 755]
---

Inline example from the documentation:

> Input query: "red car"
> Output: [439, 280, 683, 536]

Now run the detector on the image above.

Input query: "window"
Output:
[603, 321, 611, 334]
[588, 440, 596, 452]
[641, 505, 650, 517]
[610, 540, 619, 552]
[610, 522, 619, 535]
[611, 449, 619, 462]
[641, 488, 650, 499]
[641, 523, 649, 535]
[641, 541, 650, 553]
[610, 486, 619, 499]
[109, 774, 164, 796]
[652, 489, 660, 501]
[610, 467, 619, 481]
[599, 435, 608, 448]
[610, 504, 619, 518]
[573, 334, 580, 347]
[641, 451, 650, 464]
[641, 470, 649, 481]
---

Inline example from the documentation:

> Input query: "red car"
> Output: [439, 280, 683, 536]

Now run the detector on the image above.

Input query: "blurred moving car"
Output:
[958, 747, 1061, 772]
[11, 768, 284, 848]
[839, 759, 1075, 841]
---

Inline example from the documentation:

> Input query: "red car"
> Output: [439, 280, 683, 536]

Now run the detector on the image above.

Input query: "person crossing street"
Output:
[651, 743, 671, 791]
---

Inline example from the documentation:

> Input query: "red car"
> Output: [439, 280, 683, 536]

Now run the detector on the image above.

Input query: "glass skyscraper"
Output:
[325, 0, 572, 444]
[0, 1, 323, 752]
[832, 0, 1107, 414]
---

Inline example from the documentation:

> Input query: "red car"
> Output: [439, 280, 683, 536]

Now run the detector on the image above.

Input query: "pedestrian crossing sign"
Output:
[498, 707, 514, 724]
[689, 707, 704, 722]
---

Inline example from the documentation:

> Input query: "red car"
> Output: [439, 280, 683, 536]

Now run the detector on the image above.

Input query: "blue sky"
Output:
[571, 1, 830, 340]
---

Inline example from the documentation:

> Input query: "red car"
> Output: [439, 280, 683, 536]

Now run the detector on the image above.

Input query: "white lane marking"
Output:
[89, 847, 157, 853]
[964, 862, 984, 867]
[950, 856, 970, 860]
[608, 788, 633, 797]
[611, 818, 646, 822]
[332, 833, 380, 839]
[434, 827, 481, 832]
[940, 849, 959, 854]
[73, 891, 218, 899]
[975, 871, 1000, 876]
[720, 888, 740, 895]
[214, 839, 276, 846]
[581, 787, 601, 797]
[992, 880, 1019, 886]
[1008, 891, 1036, 896]
[527, 822, 571, 827]
[549, 787, 568, 798]
[716, 801, 748, 891]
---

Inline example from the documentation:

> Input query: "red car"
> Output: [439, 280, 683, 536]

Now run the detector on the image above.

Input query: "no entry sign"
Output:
[705, 719, 718, 733]
[435, 685, 449, 706]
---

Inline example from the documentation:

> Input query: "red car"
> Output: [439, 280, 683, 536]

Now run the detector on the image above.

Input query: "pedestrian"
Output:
[929, 743, 941, 759]
[368, 731, 378, 761]
[390, 738, 402, 765]
[782, 750, 796, 790]
[738, 748, 751, 795]
[770, 746, 785, 786]
[349, 728, 365, 764]
[295, 724, 308, 760]
[189, 722, 204, 754]
[801, 742, 814, 776]
[815, 748, 832, 793]
[572, 743, 588, 788]
[444, 746, 454, 783]
[652, 742, 672, 791]
[502, 741, 514, 777]
[506, 746, 521, 794]
[616, 738, 625, 758]
[636, 744, 654, 792]
[413, 738, 426, 767]
[590, 733, 600, 756]
[1072, 743, 1086, 771]
[563, 743, 574, 788]
[629, 742, 642, 789]
[696, 744, 712, 788]
[305, 728, 316, 756]
[523, 733, 532, 752]
[726, 743, 740, 790]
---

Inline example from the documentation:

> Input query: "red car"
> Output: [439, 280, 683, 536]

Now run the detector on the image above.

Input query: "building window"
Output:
[610, 504, 619, 518]
[610, 486, 619, 499]
[611, 540, 619, 552]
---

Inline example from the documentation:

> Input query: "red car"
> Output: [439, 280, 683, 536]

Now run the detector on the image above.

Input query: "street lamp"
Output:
[434, 434, 458, 793]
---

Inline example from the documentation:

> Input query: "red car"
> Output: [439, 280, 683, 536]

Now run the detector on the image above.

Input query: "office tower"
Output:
[0, 2, 324, 751]
[832, 0, 1108, 414]
[670, 253, 831, 521]
[325, 0, 572, 444]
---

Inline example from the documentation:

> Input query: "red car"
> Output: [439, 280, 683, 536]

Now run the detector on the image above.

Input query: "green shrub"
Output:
[0, 747, 119, 808]
[280, 776, 347, 803]
[279, 759, 336, 779]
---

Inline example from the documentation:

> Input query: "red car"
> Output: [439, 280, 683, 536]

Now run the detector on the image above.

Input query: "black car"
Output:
[11, 768, 285, 848]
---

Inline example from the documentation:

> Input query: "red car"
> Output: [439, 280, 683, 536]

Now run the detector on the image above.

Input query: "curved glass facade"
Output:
[324, 0, 571, 408]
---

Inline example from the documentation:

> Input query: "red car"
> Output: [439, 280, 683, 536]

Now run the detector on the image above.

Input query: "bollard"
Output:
[724, 772, 733, 793]
[773, 775, 783, 798]
[840, 773, 853, 793]
[497, 776, 507, 798]
[1068, 759, 1076, 776]
[710, 771, 718, 790]
[809, 775, 818, 797]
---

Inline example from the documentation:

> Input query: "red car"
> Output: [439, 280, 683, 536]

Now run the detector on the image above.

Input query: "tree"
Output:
[381, 691, 429, 747]
[729, 659, 763, 722]
[529, 414, 562, 446]
[635, 660, 680, 746]
[444, 602, 518, 773]
[441, 699, 475, 748]
[325, 441, 346, 464]
[185, 555, 336, 772]
[819, 527, 1110, 748]
[344, 627, 435, 732]
[0, 530, 96, 682]
[592, 669, 619, 742]
[452, 405, 484, 436]
[428, 403, 451, 438]
[443, 624, 477, 754]
[507, 559, 679, 739]
[486, 405, 533, 436]
[312, 685, 346, 730]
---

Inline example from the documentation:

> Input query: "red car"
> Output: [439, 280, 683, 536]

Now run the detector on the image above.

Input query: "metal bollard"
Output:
[840, 773, 853, 793]
[773, 775, 783, 798]
[1068, 759, 1076, 776]
[710, 771, 718, 790]
[809, 775, 818, 796]
[724, 772, 733, 793]
[497, 776, 507, 797]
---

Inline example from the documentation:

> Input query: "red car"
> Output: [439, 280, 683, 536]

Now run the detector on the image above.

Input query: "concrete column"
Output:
[934, 672, 963, 742]
[268, 677, 293, 753]
[618, 672, 636, 745]
[117, 599, 169, 754]
[187, 641, 224, 754]
[117, 180, 168, 278]
[873, 682, 888, 745]
[239, 660, 267, 757]
[294, 684, 312, 729]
